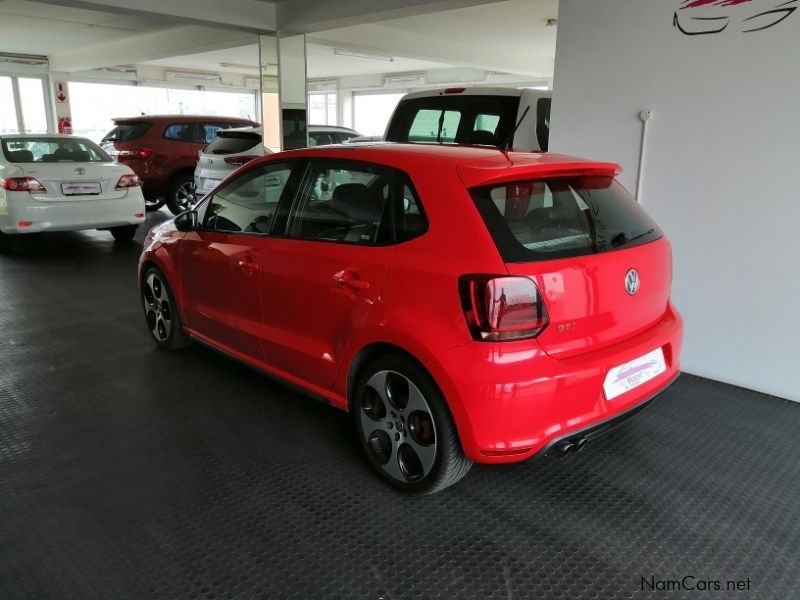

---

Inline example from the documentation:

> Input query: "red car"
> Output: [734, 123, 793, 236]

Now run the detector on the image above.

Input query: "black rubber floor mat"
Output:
[1, 220, 798, 599]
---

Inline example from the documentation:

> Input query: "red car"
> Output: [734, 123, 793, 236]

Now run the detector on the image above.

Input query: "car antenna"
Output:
[500, 105, 531, 155]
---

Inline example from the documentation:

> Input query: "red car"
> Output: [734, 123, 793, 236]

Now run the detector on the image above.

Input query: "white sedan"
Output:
[0, 134, 145, 251]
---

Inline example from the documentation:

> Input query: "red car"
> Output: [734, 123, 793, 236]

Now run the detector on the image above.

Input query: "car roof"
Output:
[0, 133, 93, 141]
[399, 87, 525, 101]
[252, 143, 620, 187]
[309, 125, 359, 133]
[112, 115, 254, 123]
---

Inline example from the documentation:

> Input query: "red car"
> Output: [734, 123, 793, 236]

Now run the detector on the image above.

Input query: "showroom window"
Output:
[308, 92, 337, 126]
[69, 81, 258, 142]
[353, 92, 404, 137]
[0, 75, 51, 134]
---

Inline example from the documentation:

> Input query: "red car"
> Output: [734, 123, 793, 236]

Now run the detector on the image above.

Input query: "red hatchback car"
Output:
[138, 144, 683, 493]
[101, 115, 255, 215]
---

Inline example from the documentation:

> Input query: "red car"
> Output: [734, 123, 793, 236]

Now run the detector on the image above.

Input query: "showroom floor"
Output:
[0, 215, 798, 600]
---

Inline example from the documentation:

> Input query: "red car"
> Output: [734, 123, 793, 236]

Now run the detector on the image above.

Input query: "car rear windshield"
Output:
[2, 137, 111, 163]
[102, 122, 151, 143]
[203, 131, 262, 155]
[470, 176, 663, 261]
[385, 95, 520, 147]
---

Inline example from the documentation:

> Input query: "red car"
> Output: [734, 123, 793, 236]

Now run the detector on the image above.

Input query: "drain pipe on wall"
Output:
[635, 110, 653, 202]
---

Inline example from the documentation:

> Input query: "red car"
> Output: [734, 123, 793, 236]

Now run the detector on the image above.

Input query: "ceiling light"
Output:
[0, 52, 48, 66]
[166, 71, 222, 82]
[383, 73, 424, 83]
[219, 62, 258, 70]
[333, 48, 394, 62]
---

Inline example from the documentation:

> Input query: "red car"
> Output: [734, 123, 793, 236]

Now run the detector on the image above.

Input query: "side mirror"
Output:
[174, 210, 198, 232]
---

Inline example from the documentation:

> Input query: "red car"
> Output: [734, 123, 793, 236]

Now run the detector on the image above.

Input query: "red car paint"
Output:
[139, 144, 683, 464]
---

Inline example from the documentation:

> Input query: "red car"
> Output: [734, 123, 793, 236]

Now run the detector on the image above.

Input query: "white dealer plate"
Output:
[603, 347, 666, 400]
[62, 182, 101, 196]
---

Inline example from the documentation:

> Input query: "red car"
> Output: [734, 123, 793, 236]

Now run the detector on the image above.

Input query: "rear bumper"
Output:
[426, 302, 684, 463]
[0, 191, 146, 234]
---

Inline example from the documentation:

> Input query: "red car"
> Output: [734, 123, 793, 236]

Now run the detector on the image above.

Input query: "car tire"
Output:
[0, 232, 13, 254]
[145, 196, 166, 212]
[110, 225, 138, 242]
[352, 353, 472, 494]
[166, 173, 197, 216]
[141, 266, 191, 350]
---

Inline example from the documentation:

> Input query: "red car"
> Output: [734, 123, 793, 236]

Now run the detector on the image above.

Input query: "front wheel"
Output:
[141, 267, 190, 350]
[352, 354, 472, 494]
[110, 225, 137, 242]
[166, 174, 197, 216]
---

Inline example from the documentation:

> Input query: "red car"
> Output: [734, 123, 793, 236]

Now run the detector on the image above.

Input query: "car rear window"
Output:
[204, 131, 262, 155]
[2, 137, 111, 163]
[385, 96, 520, 146]
[470, 176, 662, 261]
[102, 122, 151, 143]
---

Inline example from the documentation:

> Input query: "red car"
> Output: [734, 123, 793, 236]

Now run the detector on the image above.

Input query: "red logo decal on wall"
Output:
[674, 0, 797, 34]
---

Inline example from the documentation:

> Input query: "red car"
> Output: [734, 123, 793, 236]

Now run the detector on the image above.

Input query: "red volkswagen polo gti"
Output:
[138, 144, 683, 493]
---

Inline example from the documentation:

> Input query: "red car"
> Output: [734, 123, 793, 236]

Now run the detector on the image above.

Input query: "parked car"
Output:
[343, 135, 384, 144]
[100, 115, 256, 215]
[194, 125, 362, 202]
[139, 143, 683, 493]
[385, 87, 552, 151]
[0, 134, 145, 252]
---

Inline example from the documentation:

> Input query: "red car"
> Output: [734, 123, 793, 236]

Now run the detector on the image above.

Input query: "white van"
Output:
[384, 87, 551, 151]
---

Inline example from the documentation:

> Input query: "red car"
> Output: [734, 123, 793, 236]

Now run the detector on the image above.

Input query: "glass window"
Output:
[395, 182, 428, 242]
[199, 123, 230, 144]
[204, 162, 294, 234]
[470, 177, 663, 262]
[0, 77, 16, 134]
[101, 122, 152, 143]
[19, 78, 48, 134]
[308, 92, 337, 126]
[163, 123, 196, 142]
[308, 131, 336, 147]
[336, 131, 360, 144]
[353, 93, 404, 138]
[2, 136, 111, 163]
[408, 109, 461, 143]
[203, 131, 262, 155]
[287, 161, 392, 245]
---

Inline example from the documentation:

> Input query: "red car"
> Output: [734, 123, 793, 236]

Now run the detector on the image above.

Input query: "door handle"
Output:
[237, 256, 258, 275]
[334, 270, 370, 291]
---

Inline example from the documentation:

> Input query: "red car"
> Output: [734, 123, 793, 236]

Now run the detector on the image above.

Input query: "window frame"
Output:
[198, 159, 305, 237]
[161, 122, 200, 143]
[277, 158, 428, 247]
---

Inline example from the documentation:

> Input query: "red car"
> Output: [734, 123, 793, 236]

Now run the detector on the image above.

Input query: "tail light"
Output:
[224, 155, 259, 166]
[459, 275, 549, 341]
[1, 177, 47, 193]
[114, 147, 154, 160]
[116, 174, 141, 189]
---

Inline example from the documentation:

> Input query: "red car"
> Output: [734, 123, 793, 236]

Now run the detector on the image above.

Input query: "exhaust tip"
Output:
[575, 438, 589, 452]
[557, 442, 575, 457]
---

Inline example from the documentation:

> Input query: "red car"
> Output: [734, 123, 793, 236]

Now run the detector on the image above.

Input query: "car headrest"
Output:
[72, 150, 91, 162]
[54, 147, 73, 160]
[332, 183, 379, 223]
[8, 150, 33, 162]
[467, 130, 497, 146]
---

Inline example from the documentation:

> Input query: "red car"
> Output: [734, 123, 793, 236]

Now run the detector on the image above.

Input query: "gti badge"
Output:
[625, 269, 640, 296]
[75, 167, 86, 175]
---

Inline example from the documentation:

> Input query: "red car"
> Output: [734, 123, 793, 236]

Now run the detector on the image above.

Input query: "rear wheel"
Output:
[110, 225, 137, 242]
[352, 353, 472, 494]
[141, 267, 190, 350]
[166, 174, 197, 216]
[145, 196, 165, 212]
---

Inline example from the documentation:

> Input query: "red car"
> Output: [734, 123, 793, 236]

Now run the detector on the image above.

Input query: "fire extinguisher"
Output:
[58, 117, 72, 135]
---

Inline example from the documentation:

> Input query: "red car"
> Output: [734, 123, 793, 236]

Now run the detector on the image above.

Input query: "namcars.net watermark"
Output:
[642, 576, 752, 593]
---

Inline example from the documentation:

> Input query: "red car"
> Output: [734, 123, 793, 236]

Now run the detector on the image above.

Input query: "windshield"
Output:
[2, 137, 112, 163]
[470, 176, 662, 261]
[385, 95, 520, 146]
[203, 131, 262, 155]
[102, 122, 151, 143]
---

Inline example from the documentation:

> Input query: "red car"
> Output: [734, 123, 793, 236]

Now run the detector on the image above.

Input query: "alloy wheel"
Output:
[360, 370, 437, 483]
[174, 181, 197, 212]
[142, 272, 172, 343]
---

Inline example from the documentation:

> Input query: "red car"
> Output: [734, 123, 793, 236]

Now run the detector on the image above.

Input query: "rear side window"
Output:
[386, 95, 520, 146]
[470, 176, 662, 261]
[163, 123, 196, 142]
[204, 131, 262, 155]
[102, 122, 151, 143]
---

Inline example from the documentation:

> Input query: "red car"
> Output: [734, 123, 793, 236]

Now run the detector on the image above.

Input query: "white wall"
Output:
[550, 0, 800, 401]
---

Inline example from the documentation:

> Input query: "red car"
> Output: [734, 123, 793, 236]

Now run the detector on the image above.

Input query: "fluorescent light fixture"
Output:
[333, 48, 394, 62]
[383, 73, 424, 83]
[166, 71, 222, 83]
[219, 62, 258, 71]
[0, 52, 48, 66]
